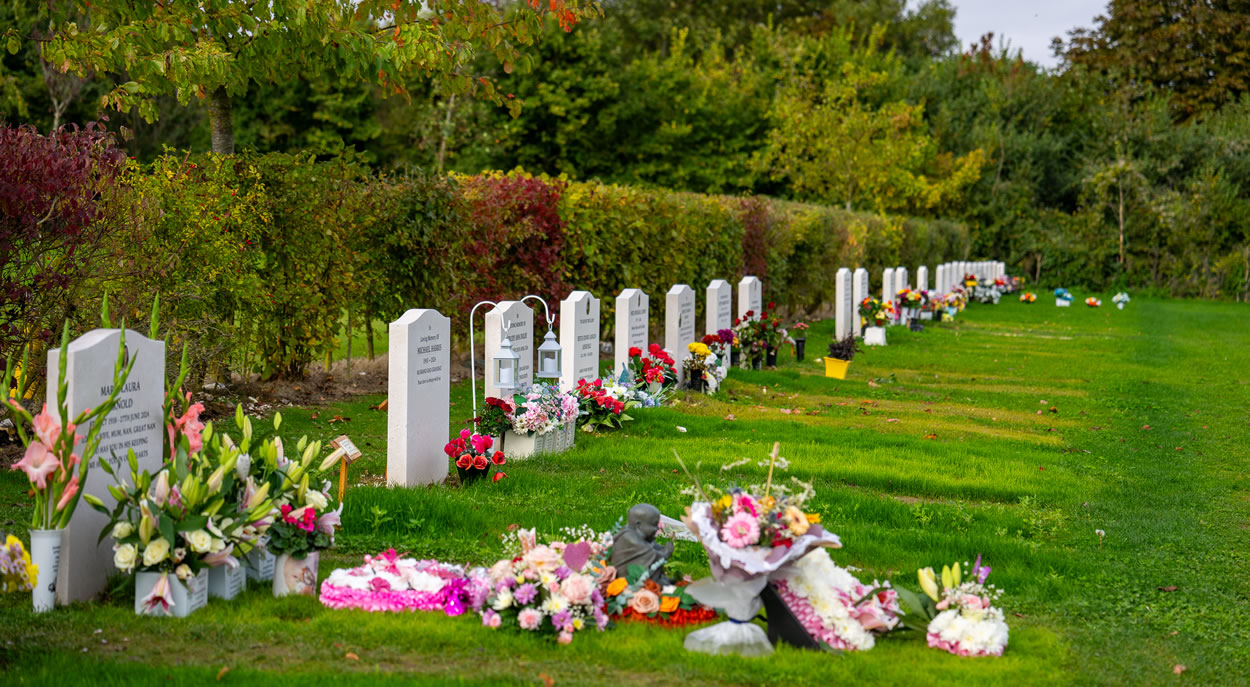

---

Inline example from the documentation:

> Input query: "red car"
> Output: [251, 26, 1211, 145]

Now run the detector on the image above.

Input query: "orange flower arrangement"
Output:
[659, 596, 681, 613]
[605, 577, 628, 597]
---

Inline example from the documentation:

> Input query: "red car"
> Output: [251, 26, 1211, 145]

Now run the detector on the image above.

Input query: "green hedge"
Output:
[8, 142, 970, 381]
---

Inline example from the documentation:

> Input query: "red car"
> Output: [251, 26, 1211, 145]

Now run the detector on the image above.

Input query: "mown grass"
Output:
[2, 296, 1248, 686]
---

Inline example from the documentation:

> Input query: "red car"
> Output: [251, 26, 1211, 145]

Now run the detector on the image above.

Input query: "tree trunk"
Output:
[366, 309, 376, 360]
[1117, 181, 1125, 265]
[206, 87, 235, 154]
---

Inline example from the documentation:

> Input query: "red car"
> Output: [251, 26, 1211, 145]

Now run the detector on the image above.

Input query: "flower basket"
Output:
[824, 358, 850, 379]
[29, 528, 63, 613]
[501, 424, 575, 460]
[135, 569, 208, 617]
[760, 584, 821, 650]
[208, 564, 247, 600]
[273, 551, 319, 598]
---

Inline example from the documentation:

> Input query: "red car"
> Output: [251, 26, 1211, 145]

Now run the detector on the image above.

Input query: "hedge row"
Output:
[4, 132, 969, 381]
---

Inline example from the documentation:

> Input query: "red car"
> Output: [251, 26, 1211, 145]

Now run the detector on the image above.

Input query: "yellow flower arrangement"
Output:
[687, 342, 712, 359]
[1, 534, 38, 593]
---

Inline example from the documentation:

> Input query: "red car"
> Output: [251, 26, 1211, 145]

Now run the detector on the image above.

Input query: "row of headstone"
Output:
[933, 261, 1006, 294]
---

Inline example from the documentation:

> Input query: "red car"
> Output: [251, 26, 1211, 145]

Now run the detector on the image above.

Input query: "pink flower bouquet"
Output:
[320, 549, 488, 615]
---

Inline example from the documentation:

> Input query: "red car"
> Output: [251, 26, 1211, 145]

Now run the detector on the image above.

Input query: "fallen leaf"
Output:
[1173, 664, 1187, 675]
[310, 412, 320, 420]
[724, 414, 736, 421]
[1142, 425, 1152, 430]
[837, 402, 848, 406]
[1039, 466, 1045, 471]
[1049, 406, 1059, 413]
[779, 408, 794, 415]
[1158, 585, 1178, 592]
[923, 433, 938, 440]
[1170, 631, 1179, 636]
[538, 673, 555, 687]
[329, 415, 350, 424]
[216, 667, 230, 681]
[345, 652, 359, 661]
[1013, 612, 1027, 618]
[886, 418, 900, 423]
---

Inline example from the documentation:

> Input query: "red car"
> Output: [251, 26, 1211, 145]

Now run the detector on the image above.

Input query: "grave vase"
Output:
[765, 348, 778, 367]
[793, 338, 806, 362]
[824, 358, 850, 379]
[864, 327, 888, 346]
[245, 541, 276, 582]
[208, 563, 247, 600]
[135, 569, 208, 617]
[730, 349, 740, 367]
[29, 528, 63, 613]
[273, 551, 319, 598]
[456, 462, 494, 485]
[686, 373, 707, 394]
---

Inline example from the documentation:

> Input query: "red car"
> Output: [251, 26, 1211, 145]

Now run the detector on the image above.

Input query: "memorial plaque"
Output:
[387, 309, 451, 487]
[614, 289, 648, 379]
[48, 329, 165, 604]
[835, 268, 853, 341]
[738, 276, 762, 319]
[560, 291, 600, 392]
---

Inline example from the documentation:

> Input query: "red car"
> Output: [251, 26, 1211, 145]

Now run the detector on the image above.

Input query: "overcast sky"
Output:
[936, 0, 1110, 68]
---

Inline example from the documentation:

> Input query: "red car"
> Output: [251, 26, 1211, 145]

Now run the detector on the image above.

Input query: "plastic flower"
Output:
[720, 512, 760, 548]
[606, 577, 628, 597]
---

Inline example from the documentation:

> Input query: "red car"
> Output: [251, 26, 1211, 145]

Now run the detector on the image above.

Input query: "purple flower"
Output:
[554, 565, 572, 580]
[514, 582, 538, 605]
[591, 588, 603, 606]
[551, 610, 571, 629]
[973, 554, 992, 585]
[593, 606, 608, 631]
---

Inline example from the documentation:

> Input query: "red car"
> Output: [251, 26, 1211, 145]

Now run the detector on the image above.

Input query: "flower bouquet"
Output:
[677, 444, 841, 656]
[1085, 296, 1102, 307]
[1113, 292, 1130, 309]
[493, 383, 580, 458]
[1020, 292, 1037, 303]
[574, 378, 638, 432]
[963, 273, 978, 289]
[895, 556, 1008, 657]
[444, 428, 506, 485]
[858, 297, 888, 328]
[603, 564, 718, 628]
[703, 329, 736, 366]
[683, 342, 724, 394]
[628, 344, 678, 391]
[262, 439, 344, 597]
[1054, 288, 1073, 307]
[479, 527, 611, 645]
[475, 396, 514, 440]
[769, 547, 901, 651]
[0, 533, 38, 594]
[320, 549, 489, 615]
[734, 308, 790, 368]
[4, 325, 136, 612]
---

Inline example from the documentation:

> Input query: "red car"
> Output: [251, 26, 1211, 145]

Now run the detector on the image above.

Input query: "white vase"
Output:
[244, 543, 276, 582]
[920, 311, 933, 320]
[505, 430, 539, 459]
[1056, 299, 1070, 307]
[29, 528, 63, 613]
[273, 551, 319, 597]
[864, 327, 888, 346]
[208, 564, 247, 600]
[135, 569, 208, 617]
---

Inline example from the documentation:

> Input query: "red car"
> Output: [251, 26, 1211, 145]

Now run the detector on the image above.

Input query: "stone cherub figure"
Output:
[610, 503, 675, 585]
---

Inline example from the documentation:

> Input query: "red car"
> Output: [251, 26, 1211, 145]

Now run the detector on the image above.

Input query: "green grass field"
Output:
[2, 297, 1248, 686]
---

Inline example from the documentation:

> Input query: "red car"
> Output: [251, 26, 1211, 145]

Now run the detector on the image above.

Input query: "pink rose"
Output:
[557, 630, 573, 645]
[629, 589, 660, 615]
[487, 559, 514, 585]
[523, 545, 563, 572]
[488, 613, 501, 629]
[518, 607, 543, 631]
[560, 574, 594, 605]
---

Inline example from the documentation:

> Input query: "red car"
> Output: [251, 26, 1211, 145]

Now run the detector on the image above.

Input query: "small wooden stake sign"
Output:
[327, 435, 363, 503]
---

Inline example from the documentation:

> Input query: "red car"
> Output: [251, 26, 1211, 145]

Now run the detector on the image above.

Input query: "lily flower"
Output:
[316, 503, 342, 535]
[918, 567, 940, 602]
[151, 471, 171, 507]
[203, 544, 238, 569]
[140, 572, 175, 615]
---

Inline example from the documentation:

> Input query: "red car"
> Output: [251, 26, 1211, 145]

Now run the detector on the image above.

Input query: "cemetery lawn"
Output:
[2, 297, 1248, 686]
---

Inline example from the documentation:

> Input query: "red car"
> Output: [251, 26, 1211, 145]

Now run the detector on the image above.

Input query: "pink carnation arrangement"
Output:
[320, 549, 488, 615]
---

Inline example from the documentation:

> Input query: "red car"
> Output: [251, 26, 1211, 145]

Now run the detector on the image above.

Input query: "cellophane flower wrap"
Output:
[678, 447, 842, 656]
[770, 548, 901, 651]
[508, 383, 580, 435]
[320, 548, 489, 615]
[479, 526, 613, 645]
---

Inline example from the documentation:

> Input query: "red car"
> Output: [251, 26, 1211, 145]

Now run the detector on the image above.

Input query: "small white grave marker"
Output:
[614, 289, 648, 379]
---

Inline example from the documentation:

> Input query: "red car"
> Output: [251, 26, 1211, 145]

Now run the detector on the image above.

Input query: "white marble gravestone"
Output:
[896, 267, 909, 292]
[485, 301, 533, 399]
[852, 268, 869, 337]
[738, 276, 762, 319]
[935, 265, 945, 294]
[665, 285, 696, 382]
[917, 266, 929, 292]
[706, 280, 732, 372]
[835, 268, 853, 341]
[387, 309, 450, 487]
[559, 291, 600, 392]
[614, 289, 648, 379]
[48, 329, 164, 604]
[881, 268, 895, 321]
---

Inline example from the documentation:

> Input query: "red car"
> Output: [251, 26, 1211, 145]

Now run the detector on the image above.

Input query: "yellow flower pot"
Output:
[824, 358, 850, 379]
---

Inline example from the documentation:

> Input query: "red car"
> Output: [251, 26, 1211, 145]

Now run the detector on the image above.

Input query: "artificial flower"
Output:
[606, 577, 628, 597]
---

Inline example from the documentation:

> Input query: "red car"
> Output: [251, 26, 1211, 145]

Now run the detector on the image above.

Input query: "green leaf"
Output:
[177, 515, 209, 532]
[158, 514, 176, 546]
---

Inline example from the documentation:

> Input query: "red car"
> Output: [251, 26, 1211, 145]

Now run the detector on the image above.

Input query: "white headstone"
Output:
[485, 301, 533, 399]
[614, 289, 648, 379]
[387, 309, 450, 487]
[935, 265, 945, 294]
[706, 280, 733, 336]
[917, 266, 929, 292]
[882, 268, 895, 311]
[835, 268, 853, 341]
[665, 285, 696, 382]
[737, 276, 762, 319]
[560, 291, 600, 392]
[852, 268, 869, 337]
[47, 329, 164, 604]
[896, 267, 909, 292]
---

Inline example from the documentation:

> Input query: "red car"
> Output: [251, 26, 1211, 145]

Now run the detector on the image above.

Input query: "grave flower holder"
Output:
[765, 347, 778, 367]
[273, 551, 320, 598]
[864, 327, 887, 346]
[29, 528, 63, 613]
[456, 461, 494, 485]
[824, 358, 850, 379]
[208, 564, 247, 600]
[135, 569, 209, 617]
[245, 541, 276, 582]
[793, 338, 806, 362]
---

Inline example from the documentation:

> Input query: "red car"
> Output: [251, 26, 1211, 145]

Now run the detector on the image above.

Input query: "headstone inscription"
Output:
[665, 285, 696, 383]
[387, 309, 451, 487]
[614, 289, 648, 379]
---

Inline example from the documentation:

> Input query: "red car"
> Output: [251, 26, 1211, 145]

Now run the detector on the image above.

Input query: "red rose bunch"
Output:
[444, 428, 506, 480]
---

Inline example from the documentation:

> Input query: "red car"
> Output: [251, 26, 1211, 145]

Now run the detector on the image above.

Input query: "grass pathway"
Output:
[1, 297, 1247, 685]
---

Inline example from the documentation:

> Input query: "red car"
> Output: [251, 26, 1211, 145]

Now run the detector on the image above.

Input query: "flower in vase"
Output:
[12, 441, 60, 490]
[113, 543, 138, 573]
[142, 537, 171, 567]
[186, 529, 213, 553]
